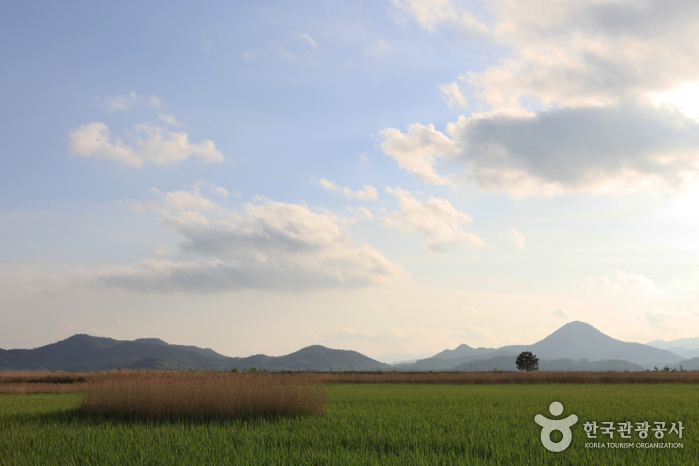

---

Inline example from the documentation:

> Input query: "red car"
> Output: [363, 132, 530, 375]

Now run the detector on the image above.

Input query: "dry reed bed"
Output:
[1, 370, 698, 397]
[79, 371, 325, 421]
[315, 371, 699, 384]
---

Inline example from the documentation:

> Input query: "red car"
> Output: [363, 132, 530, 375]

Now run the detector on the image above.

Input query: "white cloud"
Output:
[315, 179, 378, 200]
[68, 122, 224, 167]
[614, 271, 660, 295]
[483, 1, 699, 112]
[273, 43, 314, 63]
[552, 309, 567, 319]
[439, 80, 467, 108]
[387, 1, 699, 197]
[346, 206, 375, 220]
[104, 92, 161, 112]
[385, 187, 484, 251]
[296, 32, 319, 49]
[158, 113, 182, 127]
[392, 0, 488, 35]
[214, 187, 229, 198]
[191, 181, 231, 199]
[381, 103, 699, 197]
[154, 186, 218, 212]
[91, 189, 404, 293]
[584, 270, 661, 296]
[508, 227, 525, 250]
[379, 123, 457, 185]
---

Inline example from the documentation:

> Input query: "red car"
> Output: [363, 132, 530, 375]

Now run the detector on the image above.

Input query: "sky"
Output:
[2, 0, 699, 362]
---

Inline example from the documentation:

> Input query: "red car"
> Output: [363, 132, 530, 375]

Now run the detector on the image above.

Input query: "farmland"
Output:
[0, 372, 697, 465]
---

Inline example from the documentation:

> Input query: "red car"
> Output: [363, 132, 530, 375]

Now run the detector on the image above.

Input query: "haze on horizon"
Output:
[2, 0, 699, 360]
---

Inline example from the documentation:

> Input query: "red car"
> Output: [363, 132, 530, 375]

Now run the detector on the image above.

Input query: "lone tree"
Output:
[516, 351, 539, 371]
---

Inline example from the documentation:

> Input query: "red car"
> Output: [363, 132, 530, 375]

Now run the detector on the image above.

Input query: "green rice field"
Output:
[1, 383, 697, 465]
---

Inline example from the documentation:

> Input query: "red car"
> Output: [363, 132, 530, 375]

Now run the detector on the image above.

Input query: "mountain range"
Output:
[646, 336, 699, 359]
[392, 322, 696, 371]
[0, 335, 391, 372]
[1, 321, 697, 371]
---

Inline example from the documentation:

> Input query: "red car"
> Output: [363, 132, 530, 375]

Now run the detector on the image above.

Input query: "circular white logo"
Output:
[534, 401, 578, 452]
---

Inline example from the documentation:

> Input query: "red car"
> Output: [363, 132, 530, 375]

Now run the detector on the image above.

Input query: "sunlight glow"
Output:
[654, 82, 699, 120]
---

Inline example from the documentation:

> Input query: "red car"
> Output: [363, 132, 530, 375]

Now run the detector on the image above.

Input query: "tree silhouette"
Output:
[516, 351, 539, 371]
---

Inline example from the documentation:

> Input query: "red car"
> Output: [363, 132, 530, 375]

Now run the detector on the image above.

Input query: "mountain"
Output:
[397, 321, 684, 371]
[393, 343, 506, 371]
[676, 348, 699, 359]
[451, 356, 643, 372]
[432, 344, 497, 359]
[646, 336, 699, 351]
[394, 350, 516, 371]
[677, 357, 699, 370]
[228, 345, 391, 371]
[376, 352, 436, 365]
[497, 321, 683, 368]
[646, 336, 699, 359]
[0, 335, 391, 372]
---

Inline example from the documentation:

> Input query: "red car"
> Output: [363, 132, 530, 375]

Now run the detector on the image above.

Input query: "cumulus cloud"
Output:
[315, 179, 378, 200]
[158, 113, 182, 127]
[346, 206, 375, 220]
[392, 0, 488, 35]
[384, 187, 484, 251]
[386, 1, 699, 197]
[508, 227, 525, 250]
[379, 123, 457, 185]
[382, 103, 699, 196]
[471, 0, 699, 112]
[104, 92, 161, 112]
[91, 187, 403, 293]
[439, 80, 467, 108]
[68, 122, 224, 167]
[398, 1, 699, 112]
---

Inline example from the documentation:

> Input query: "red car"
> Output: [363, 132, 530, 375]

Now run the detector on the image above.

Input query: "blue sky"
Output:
[3, 0, 699, 361]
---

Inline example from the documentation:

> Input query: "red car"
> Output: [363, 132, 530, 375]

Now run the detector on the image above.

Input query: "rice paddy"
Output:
[0, 372, 697, 465]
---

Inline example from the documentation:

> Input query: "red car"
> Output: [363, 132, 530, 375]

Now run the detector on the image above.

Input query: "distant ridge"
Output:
[0, 335, 391, 372]
[395, 321, 687, 371]
[1, 322, 694, 372]
[498, 321, 684, 368]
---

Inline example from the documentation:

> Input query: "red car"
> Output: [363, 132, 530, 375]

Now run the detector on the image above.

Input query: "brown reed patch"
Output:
[313, 370, 699, 384]
[0, 369, 697, 397]
[78, 371, 325, 421]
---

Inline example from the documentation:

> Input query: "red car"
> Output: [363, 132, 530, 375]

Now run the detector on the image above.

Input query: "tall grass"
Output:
[78, 371, 324, 421]
[315, 370, 699, 384]
[1, 369, 698, 395]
